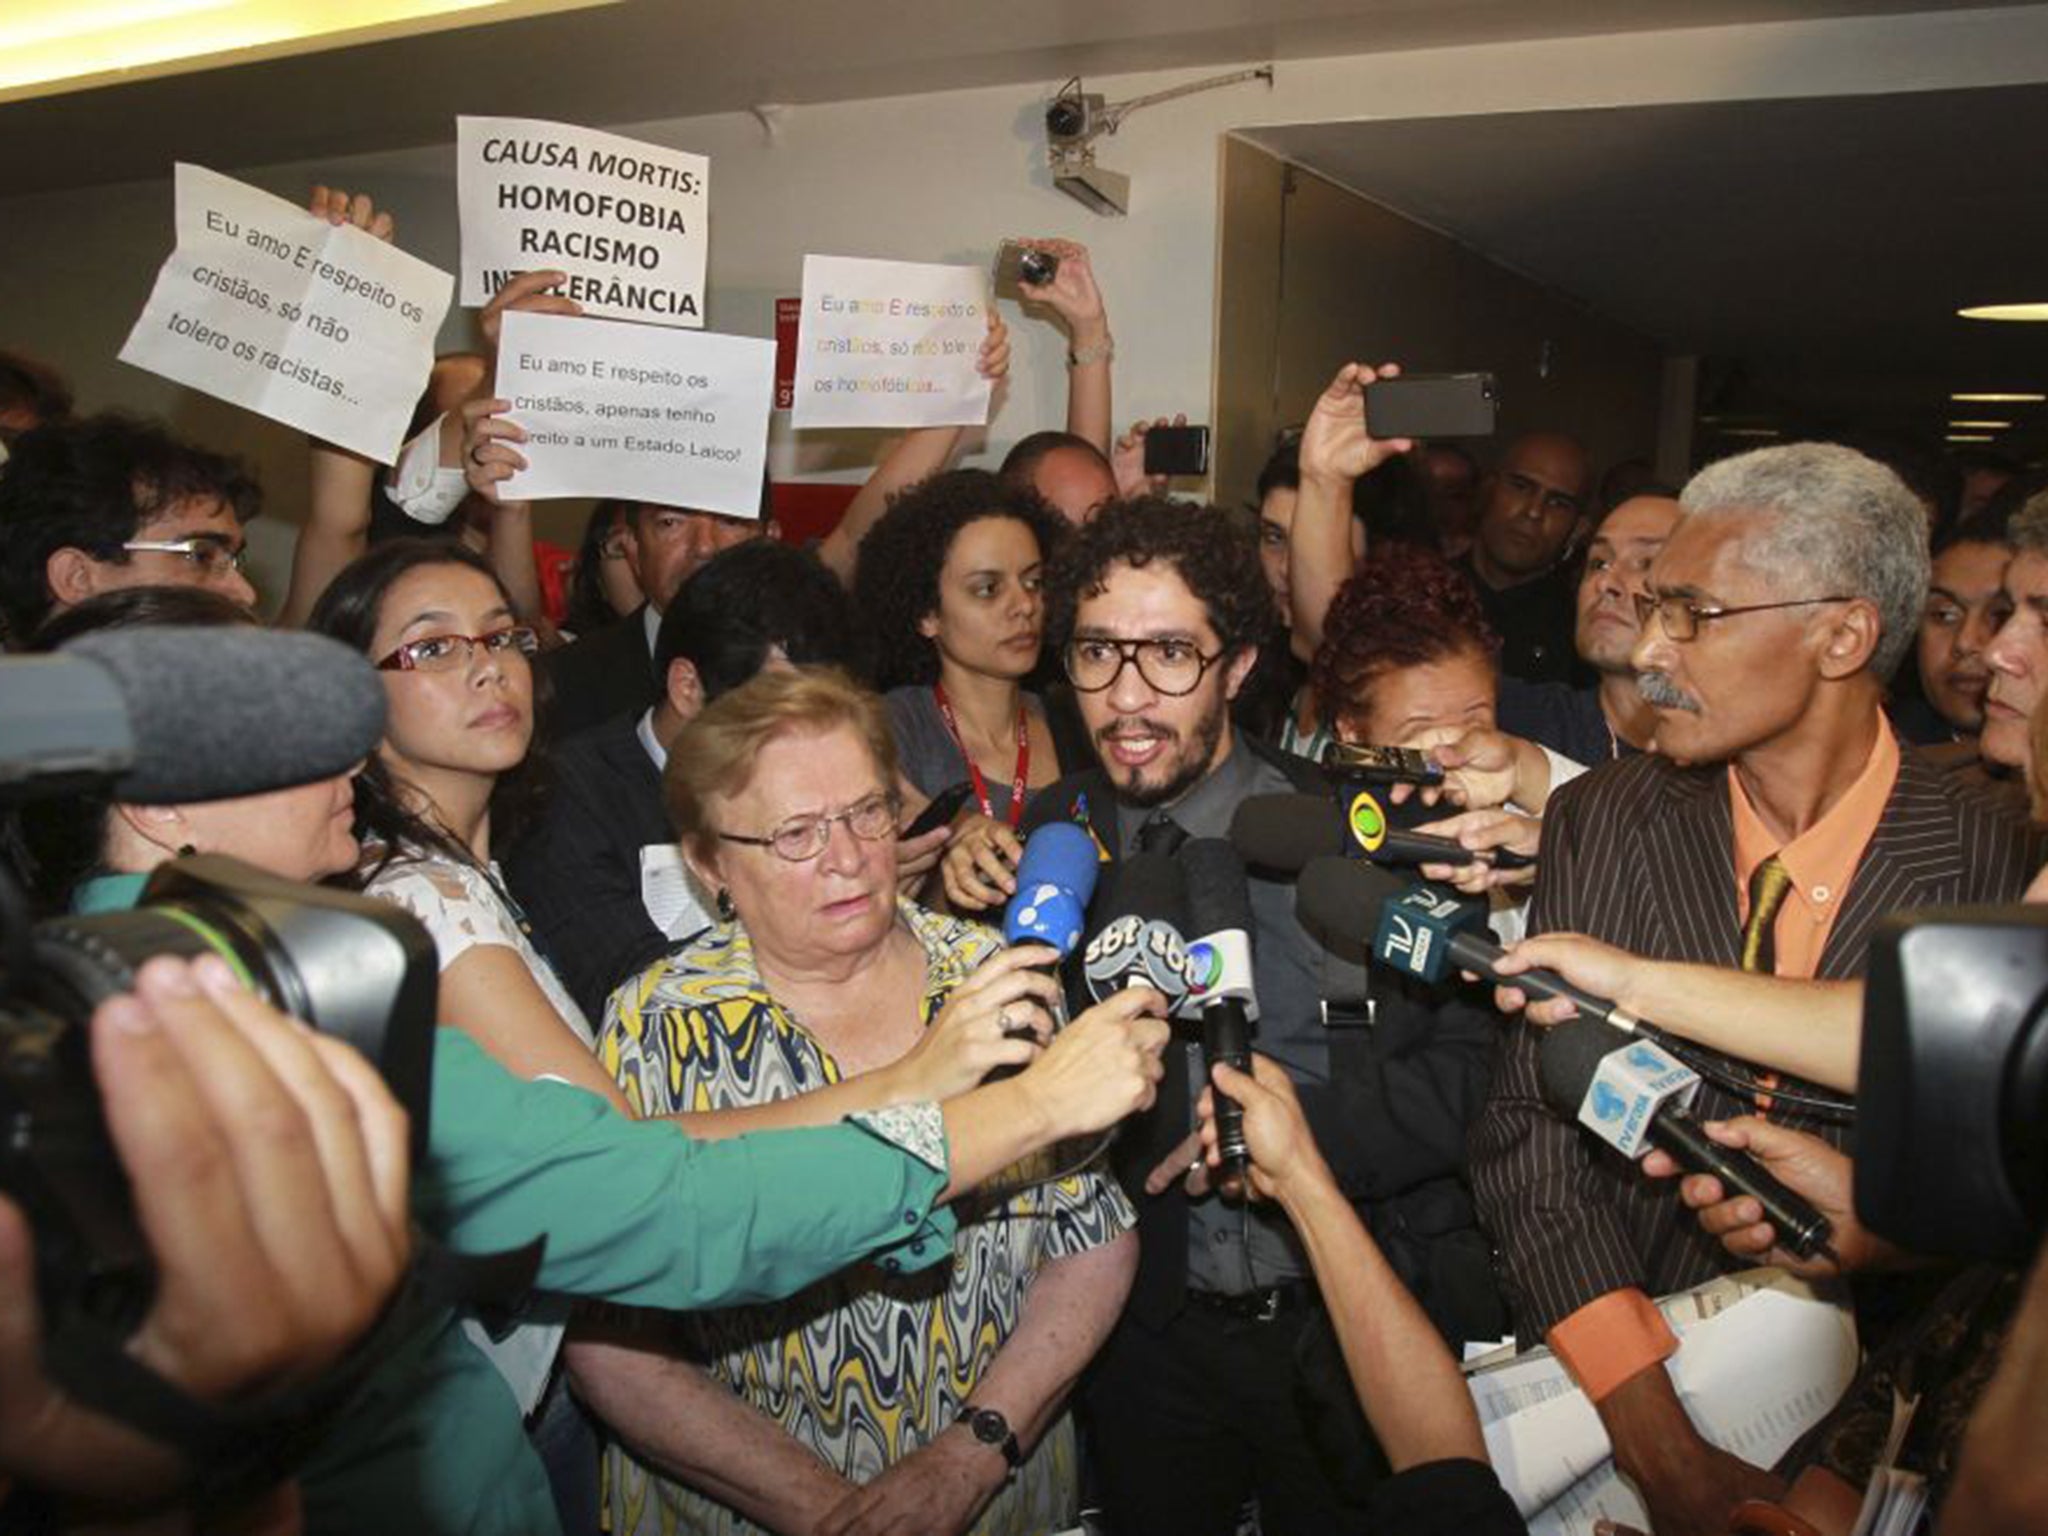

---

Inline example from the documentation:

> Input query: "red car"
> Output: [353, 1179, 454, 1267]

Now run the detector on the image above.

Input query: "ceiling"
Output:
[0, 0, 2021, 198]
[1250, 80, 2048, 453]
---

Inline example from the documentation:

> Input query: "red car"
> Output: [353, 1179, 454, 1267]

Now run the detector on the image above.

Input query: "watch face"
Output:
[970, 1409, 1007, 1444]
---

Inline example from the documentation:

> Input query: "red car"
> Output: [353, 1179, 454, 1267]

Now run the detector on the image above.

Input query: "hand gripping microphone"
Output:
[1230, 789, 1533, 874]
[3, 627, 387, 803]
[1296, 856, 1642, 1031]
[1182, 840, 1258, 1194]
[1537, 1018, 1835, 1261]
[1081, 853, 1196, 1013]
[989, 823, 1102, 1076]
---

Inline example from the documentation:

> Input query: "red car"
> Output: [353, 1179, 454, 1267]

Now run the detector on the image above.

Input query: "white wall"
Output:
[5, 2, 2045, 570]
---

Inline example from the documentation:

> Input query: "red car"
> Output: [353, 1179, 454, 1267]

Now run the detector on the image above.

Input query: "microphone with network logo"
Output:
[1537, 1018, 1834, 1260]
[1082, 853, 1197, 1012]
[1230, 789, 1534, 874]
[987, 822, 1104, 1080]
[1182, 840, 1258, 1195]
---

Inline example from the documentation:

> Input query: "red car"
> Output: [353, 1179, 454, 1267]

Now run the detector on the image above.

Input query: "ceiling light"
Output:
[0, 0, 615, 103]
[1958, 303, 2048, 322]
[1953, 392, 2046, 403]
[1948, 421, 2013, 431]
[1947, 434, 1996, 444]
[1716, 427, 1782, 439]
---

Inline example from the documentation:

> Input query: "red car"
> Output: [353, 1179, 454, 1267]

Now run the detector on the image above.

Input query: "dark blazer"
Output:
[537, 608, 660, 742]
[504, 709, 682, 1024]
[1023, 737, 1504, 1344]
[1470, 742, 2044, 1340]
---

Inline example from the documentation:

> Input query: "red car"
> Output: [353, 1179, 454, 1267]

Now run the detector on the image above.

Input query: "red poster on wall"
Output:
[774, 296, 801, 409]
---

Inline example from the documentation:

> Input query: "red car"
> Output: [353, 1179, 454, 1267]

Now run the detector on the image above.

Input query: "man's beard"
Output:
[1099, 698, 1230, 808]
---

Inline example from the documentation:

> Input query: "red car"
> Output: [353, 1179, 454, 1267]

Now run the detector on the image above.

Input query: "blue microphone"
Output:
[1002, 822, 1101, 960]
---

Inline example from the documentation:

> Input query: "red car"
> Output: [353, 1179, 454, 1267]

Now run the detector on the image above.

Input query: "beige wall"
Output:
[1214, 138, 1664, 511]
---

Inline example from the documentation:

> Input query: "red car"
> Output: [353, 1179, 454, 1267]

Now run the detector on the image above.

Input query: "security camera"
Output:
[1045, 88, 1107, 147]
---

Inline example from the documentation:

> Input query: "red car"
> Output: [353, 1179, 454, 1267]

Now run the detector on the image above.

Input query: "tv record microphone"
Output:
[1182, 839, 1258, 1194]
[1295, 856, 1642, 1031]
[1537, 1018, 1834, 1260]
[1081, 853, 1196, 1013]
[990, 823, 1102, 1074]
[1230, 789, 1532, 875]
[1, 626, 388, 804]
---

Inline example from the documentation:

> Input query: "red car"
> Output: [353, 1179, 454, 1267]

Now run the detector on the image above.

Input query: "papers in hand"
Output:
[1467, 1270, 1860, 1534]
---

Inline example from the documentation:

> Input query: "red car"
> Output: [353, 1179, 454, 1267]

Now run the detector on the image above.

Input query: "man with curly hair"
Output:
[1016, 496, 1502, 1536]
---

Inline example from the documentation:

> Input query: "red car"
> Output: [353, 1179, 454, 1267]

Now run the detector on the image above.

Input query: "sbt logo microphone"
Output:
[1578, 1038, 1701, 1159]
[1371, 887, 1486, 984]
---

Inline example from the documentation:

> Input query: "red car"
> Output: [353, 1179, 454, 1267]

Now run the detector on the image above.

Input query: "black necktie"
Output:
[1134, 812, 1186, 857]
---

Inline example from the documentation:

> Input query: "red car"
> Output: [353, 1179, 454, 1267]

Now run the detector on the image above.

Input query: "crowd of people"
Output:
[2, 180, 2047, 1536]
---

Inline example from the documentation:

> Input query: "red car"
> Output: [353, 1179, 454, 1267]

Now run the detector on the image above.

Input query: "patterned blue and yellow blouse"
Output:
[597, 898, 1136, 1536]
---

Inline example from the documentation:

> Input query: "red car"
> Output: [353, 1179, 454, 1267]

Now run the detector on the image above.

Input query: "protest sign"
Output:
[790, 256, 992, 430]
[118, 165, 451, 463]
[495, 310, 773, 517]
[458, 116, 708, 328]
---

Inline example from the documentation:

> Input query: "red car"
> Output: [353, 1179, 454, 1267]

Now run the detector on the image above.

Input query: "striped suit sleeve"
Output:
[1469, 770, 1653, 1339]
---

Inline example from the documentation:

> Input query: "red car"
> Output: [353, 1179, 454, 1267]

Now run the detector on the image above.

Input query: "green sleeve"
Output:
[415, 1029, 958, 1306]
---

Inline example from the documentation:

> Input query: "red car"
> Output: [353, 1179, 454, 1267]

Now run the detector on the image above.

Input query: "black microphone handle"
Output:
[1379, 830, 1535, 870]
[1200, 1000, 1253, 1185]
[1442, 930, 1639, 1031]
[1649, 1107, 1834, 1260]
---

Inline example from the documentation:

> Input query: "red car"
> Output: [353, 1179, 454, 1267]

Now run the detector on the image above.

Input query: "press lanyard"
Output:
[932, 682, 1030, 829]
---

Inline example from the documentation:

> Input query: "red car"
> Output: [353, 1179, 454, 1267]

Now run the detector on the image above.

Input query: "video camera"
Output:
[1858, 904, 2048, 1263]
[0, 623, 453, 1486]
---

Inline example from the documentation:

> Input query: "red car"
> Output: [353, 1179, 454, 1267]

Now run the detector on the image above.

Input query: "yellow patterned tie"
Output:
[1740, 854, 1794, 1113]
[1740, 854, 1794, 975]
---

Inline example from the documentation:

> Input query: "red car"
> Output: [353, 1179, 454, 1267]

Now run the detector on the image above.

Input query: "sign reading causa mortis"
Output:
[118, 164, 451, 463]
[494, 310, 773, 517]
[458, 117, 708, 328]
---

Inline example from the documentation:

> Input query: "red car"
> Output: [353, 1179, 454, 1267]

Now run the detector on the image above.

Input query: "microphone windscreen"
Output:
[1183, 838, 1254, 939]
[1003, 823, 1102, 956]
[63, 626, 387, 804]
[1092, 851, 1191, 933]
[1535, 1017, 1634, 1120]
[1295, 855, 1405, 939]
[1230, 792, 1340, 873]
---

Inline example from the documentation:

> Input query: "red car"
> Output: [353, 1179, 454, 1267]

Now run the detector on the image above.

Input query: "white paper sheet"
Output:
[1472, 1271, 1860, 1532]
[494, 310, 774, 515]
[457, 116, 708, 328]
[789, 255, 992, 430]
[118, 165, 451, 463]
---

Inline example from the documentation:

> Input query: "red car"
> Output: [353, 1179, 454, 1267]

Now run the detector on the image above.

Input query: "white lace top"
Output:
[365, 847, 594, 1416]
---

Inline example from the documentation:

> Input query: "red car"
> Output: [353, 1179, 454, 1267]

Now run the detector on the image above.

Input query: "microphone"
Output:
[1081, 853, 1196, 1012]
[1182, 840, 1257, 1195]
[1230, 789, 1533, 874]
[1002, 822, 1102, 964]
[2, 627, 387, 803]
[1296, 856, 1642, 1032]
[1537, 1018, 1834, 1260]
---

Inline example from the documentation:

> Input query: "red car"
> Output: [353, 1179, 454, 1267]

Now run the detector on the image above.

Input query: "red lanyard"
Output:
[932, 682, 1030, 829]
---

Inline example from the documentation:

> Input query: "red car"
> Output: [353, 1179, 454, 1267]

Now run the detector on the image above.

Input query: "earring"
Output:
[715, 888, 736, 922]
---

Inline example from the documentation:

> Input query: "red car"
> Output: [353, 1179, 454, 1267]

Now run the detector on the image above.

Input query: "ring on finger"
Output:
[469, 443, 486, 465]
[995, 1008, 1014, 1034]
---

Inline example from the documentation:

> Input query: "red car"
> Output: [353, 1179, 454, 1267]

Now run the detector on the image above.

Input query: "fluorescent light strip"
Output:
[1953, 392, 2046, 403]
[0, 0, 614, 102]
[1959, 303, 2048, 323]
[1947, 434, 1995, 444]
[1948, 420, 2013, 431]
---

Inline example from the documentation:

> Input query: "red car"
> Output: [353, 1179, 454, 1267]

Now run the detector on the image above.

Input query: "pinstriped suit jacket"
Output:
[1470, 742, 2043, 1340]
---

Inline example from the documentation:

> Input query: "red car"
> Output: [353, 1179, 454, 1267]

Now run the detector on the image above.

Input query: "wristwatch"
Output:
[956, 1405, 1023, 1474]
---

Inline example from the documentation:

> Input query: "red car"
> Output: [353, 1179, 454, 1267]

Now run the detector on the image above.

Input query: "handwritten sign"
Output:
[458, 116, 708, 328]
[118, 165, 451, 462]
[790, 255, 991, 430]
[495, 310, 772, 517]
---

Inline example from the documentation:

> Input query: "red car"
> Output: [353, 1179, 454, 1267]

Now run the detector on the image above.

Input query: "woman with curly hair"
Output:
[853, 469, 1071, 890]
[1313, 542, 1502, 748]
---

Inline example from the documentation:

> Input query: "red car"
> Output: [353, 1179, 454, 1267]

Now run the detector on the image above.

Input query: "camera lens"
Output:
[1020, 250, 1057, 287]
[1045, 99, 1086, 139]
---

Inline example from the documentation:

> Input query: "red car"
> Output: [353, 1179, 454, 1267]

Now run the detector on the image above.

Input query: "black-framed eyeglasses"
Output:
[376, 625, 539, 673]
[120, 535, 247, 577]
[1632, 592, 1853, 643]
[1064, 636, 1222, 696]
[716, 790, 900, 863]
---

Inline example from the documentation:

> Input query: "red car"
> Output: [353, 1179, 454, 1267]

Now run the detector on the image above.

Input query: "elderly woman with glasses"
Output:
[587, 666, 1145, 1536]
